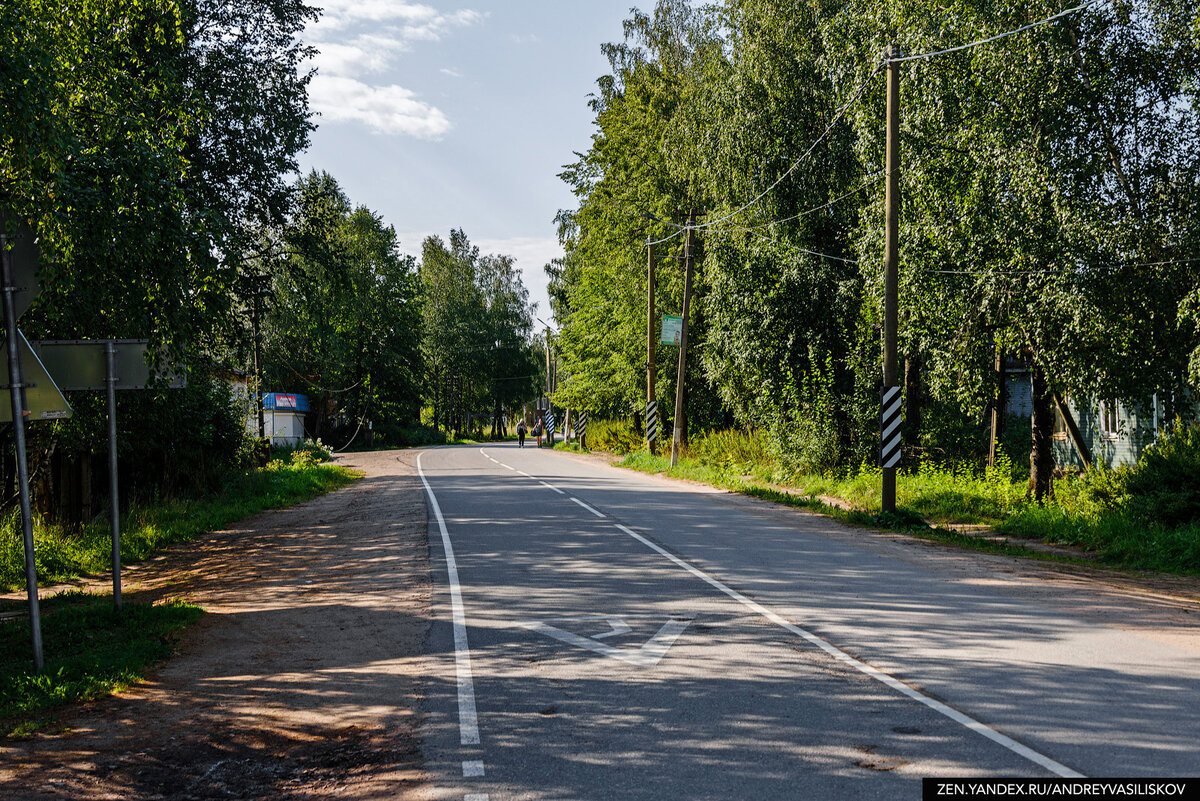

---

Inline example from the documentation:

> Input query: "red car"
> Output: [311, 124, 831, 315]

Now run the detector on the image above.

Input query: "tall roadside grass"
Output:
[0, 456, 359, 591]
[1, 591, 204, 738]
[616, 425, 1200, 576]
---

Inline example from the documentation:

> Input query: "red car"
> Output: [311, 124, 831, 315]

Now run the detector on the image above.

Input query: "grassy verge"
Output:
[617, 448, 1195, 574]
[0, 461, 359, 591]
[1, 591, 204, 738]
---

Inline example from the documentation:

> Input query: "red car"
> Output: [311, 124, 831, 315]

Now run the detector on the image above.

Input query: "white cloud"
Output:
[312, 1, 441, 31]
[304, 4, 482, 137]
[309, 76, 451, 138]
[311, 34, 407, 76]
[440, 67, 463, 78]
[309, 2, 484, 46]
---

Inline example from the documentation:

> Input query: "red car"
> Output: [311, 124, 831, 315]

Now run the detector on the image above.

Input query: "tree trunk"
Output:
[904, 352, 923, 453]
[1029, 365, 1055, 503]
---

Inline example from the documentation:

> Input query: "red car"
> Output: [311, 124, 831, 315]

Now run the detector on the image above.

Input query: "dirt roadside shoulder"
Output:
[0, 449, 432, 801]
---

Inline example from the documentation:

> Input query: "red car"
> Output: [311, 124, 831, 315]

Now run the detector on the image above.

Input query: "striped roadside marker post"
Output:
[645, 401, 658, 450]
[880, 386, 902, 471]
[546, 410, 556, 446]
[575, 412, 588, 449]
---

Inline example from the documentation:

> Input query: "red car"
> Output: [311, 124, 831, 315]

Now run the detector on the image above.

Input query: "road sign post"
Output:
[31, 339, 184, 612]
[105, 342, 121, 610]
[1, 225, 44, 671]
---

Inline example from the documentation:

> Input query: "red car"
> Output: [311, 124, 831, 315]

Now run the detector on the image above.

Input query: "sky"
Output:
[296, 1, 640, 331]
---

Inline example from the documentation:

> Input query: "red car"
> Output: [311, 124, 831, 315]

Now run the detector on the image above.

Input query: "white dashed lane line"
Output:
[476, 446, 1082, 779]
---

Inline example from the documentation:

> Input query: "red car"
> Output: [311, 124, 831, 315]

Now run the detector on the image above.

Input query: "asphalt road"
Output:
[412, 444, 1200, 800]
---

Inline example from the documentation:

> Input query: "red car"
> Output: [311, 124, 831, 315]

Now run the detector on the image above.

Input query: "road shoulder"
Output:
[0, 450, 432, 801]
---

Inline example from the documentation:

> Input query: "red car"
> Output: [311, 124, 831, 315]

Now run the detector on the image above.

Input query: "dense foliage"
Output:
[552, 0, 1200, 500]
[0, 1, 543, 524]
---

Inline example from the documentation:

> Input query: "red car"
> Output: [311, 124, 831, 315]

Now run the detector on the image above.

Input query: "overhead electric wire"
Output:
[681, 61, 886, 235]
[930, 255, 1200, 275]
[886, 0, 1099, 63]
[740, 228, 859, 265]
[736, 169, 889, 232]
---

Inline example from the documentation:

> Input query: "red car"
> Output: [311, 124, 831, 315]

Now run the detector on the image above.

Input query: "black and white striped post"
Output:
[645, 401, 658, 449]
[545, 410, 556, 445]
[881, 386, 902, 472]
[575, 412, 587, 449]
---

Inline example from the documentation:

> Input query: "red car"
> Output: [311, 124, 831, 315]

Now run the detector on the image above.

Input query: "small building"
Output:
[258, 392, 310, 446]
[1052, 393, 1197, 470]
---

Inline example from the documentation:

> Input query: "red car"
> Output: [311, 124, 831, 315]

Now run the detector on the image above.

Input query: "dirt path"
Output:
[0, 450, 432, 801]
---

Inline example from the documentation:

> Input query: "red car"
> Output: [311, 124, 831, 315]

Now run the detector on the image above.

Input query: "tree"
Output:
[420, 230, 539, 438]
[263, 172, 423, 444]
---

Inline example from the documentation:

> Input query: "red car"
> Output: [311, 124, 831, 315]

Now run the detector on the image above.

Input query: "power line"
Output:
[929, 255, 1200, 275]
[683, 61, 886, 234]
[732, 169, 888, 232]
[739, 228, 859, 264]
[886, 0, 1099, 63]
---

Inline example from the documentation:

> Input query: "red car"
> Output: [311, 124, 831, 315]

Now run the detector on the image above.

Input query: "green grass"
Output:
[0, 591, 204, 738]
[617, 431, 1200, 576]
[0, 460, 359, 591]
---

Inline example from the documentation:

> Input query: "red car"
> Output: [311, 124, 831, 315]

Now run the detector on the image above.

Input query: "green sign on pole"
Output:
[660, 315, 682, 346]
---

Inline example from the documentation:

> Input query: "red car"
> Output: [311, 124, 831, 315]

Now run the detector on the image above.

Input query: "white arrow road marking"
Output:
[523, 615, 693, 667]
[592, 618, 633, 639]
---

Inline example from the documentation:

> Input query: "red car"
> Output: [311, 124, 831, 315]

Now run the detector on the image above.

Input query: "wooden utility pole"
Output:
[988, 348, 1006, 467]
[881, 45, 901, 514]
[252, 288, 265, 439]
[646, 239, 657, 454]
[670, 214, 695, 468]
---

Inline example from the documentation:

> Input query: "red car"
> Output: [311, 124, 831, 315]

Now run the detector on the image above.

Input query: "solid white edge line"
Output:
[570, 497, 606, 518]
[611, 523, 1084, 779]
[417, 451, 482, 747]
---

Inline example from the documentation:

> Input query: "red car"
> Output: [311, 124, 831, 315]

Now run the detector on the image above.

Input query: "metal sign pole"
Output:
[1, 238, 43, 670]
[105, 340, 121, 611]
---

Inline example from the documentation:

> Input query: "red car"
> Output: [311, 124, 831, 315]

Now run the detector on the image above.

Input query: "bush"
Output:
[769, 358, 842, 480]
[691, 429, 773, 478]
[587, 419, 643, 454]
[373, 422, 448, 448]
[1123, 420, 1200, 527]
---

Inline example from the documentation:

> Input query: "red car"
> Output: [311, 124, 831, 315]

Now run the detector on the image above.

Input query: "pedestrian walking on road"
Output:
[534, 419, 543, 448]
[517, 420, 526, 448]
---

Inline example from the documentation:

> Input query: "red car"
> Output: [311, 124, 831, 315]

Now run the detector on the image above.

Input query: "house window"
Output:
[1099, 400, 1120, 439]
[1052, 405, 1068, 440]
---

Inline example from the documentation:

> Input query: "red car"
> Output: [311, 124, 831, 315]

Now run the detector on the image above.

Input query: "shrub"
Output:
[691, 428, 773, 479]
[1123, 420, 1200, 527]
[588, 419, 643, 454]
[769, 357, 841, 479]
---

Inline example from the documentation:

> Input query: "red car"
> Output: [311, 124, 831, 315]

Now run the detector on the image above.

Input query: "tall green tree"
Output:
[264, 172, 423, 444]
[420, 230, 539, 437]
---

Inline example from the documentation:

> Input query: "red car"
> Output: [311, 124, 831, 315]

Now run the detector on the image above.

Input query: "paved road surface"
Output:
[413, 444, 1200, 800]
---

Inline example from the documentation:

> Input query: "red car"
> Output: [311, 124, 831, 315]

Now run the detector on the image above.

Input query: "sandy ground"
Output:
[0, 449, 431, 800]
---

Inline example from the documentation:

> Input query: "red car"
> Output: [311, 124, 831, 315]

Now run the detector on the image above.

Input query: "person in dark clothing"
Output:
[517, 420, 526, 448]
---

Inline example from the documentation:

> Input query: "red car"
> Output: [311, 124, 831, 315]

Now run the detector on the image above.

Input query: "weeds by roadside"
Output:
[0, 460, 359, 591]
[0, 592, 204, 738]
[612, 423, 1200, 576]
